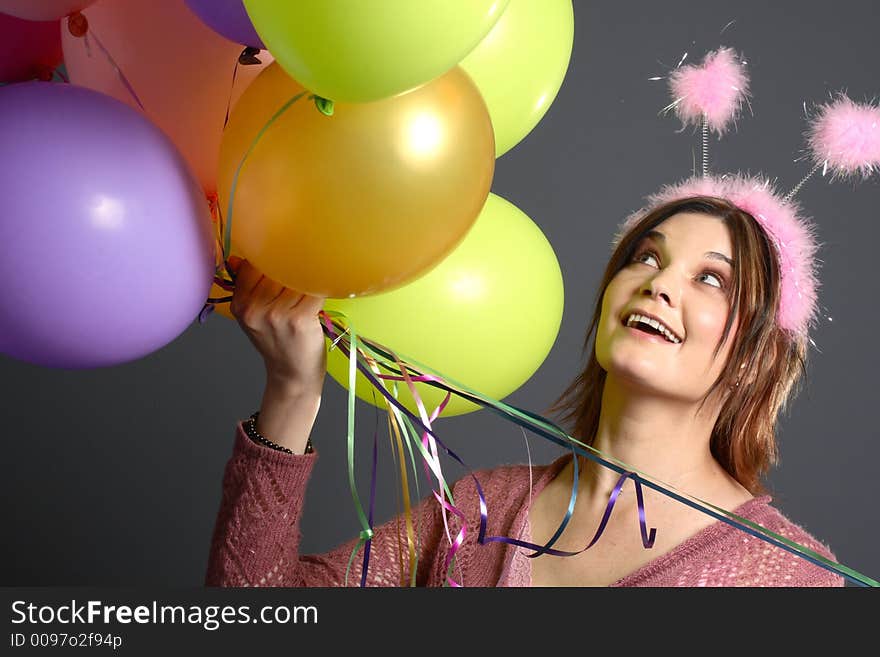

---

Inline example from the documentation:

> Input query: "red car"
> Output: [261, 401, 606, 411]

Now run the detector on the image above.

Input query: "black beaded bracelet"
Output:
[244, 411, 313, 455]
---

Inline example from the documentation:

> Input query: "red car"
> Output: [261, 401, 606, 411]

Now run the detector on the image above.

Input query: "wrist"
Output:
[264, 373, 323, 401]
[246, 411, 314, 455]
[256, 382, 322, 454]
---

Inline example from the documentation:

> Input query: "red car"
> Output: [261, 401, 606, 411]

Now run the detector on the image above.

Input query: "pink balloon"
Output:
[0, 1, 94, 21]
[0, 13, 62, 82]
[61, 0, 271, 195]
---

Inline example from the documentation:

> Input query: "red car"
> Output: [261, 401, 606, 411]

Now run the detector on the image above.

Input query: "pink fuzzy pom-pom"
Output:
[668, 47, 750, 135]
[807, 94, 880, 179]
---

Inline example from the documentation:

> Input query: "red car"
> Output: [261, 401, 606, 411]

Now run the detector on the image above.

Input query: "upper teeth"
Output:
[625, 314, 681, 344]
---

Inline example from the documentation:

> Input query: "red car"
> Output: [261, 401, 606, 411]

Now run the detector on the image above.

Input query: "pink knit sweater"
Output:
[205, 421, 844, 587]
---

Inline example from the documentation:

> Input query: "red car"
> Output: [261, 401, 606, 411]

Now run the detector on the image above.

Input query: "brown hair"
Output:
[543, 196, 809, 495]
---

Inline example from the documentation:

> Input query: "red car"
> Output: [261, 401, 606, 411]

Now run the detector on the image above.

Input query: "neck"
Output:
[577, 374, 726, 502]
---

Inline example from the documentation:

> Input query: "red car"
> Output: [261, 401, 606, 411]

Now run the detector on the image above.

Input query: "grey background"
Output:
[1, 0, 877, 586]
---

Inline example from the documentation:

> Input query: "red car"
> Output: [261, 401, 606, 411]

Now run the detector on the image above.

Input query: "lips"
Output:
[624, 324, 680, 345]
[620, 309, 684, 343]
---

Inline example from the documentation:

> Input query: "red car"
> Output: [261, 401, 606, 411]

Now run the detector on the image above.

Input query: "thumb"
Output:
[226, 255, 243, 272]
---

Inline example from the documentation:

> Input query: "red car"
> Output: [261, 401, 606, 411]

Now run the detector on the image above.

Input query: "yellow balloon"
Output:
[217, 63, 495, 299]
[324, 194, 564, 417]
[460, 0, 574, 157]
[242, 0, 511, 102]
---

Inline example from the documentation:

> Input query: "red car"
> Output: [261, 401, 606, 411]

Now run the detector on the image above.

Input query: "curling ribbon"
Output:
[377, 378, 424, 586]
[317, 310, 878, 588]
[385, 406, 419, 586]
[338, 327, 383, 587]
[325, 315, 464, 586]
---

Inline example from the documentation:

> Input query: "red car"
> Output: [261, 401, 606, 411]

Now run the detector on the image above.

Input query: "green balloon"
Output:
[324, 193, 564, 418]
[460, 0, 574, 157]
[243, 0, 511, 102]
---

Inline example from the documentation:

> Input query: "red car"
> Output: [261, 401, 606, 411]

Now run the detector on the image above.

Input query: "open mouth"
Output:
[621, 316, 681, 344]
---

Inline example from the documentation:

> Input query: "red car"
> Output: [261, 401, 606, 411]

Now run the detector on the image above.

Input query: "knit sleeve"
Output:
[205, 421, 449, 587]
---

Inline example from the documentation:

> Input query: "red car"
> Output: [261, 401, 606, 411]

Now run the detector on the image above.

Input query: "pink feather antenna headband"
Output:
[613, 47, 880, 339]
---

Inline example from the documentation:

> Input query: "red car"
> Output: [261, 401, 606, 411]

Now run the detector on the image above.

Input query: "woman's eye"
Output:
[634, 251, 658, 266]
[698, 272, 724, 289]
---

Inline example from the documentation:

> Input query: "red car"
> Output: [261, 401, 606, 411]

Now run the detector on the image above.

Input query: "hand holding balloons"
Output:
[227, 256, 327, 396]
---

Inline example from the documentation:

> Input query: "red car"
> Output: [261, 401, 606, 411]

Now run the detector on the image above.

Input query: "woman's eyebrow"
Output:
[644, 229, 735, 267]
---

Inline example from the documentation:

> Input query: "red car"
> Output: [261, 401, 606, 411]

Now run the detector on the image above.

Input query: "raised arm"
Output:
[205, 257, 452, 586]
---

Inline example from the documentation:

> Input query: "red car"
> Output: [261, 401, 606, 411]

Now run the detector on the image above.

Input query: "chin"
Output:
[604, 355, 663, 387]
[605, 341, 677, 380]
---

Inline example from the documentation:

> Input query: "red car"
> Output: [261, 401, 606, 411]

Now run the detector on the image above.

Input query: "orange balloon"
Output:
[217, 62, 495, 299]
[60, 0, 271, 194]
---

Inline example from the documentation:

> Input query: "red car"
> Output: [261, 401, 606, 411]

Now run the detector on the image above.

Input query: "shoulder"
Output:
[730, 498, 844, 587]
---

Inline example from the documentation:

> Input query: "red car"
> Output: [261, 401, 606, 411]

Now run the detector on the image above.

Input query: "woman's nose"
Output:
[640, 270, 680, 306]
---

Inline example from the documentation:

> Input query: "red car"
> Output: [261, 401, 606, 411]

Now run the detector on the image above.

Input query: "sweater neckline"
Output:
[503, 452, 773, 587]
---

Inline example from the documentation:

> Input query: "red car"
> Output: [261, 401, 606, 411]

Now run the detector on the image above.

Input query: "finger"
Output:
[248, 275, 288, 310]
[231, 260, 264, 299]
[276, 286, 305, 310]
[226, 255, 243, 272]
[292, 293, 326, 317]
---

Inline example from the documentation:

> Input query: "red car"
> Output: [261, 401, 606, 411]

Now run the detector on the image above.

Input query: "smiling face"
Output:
[596, 212, 739, 402]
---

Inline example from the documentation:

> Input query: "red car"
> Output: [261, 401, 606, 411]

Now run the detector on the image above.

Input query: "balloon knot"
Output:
[311, 95, 334, 116]
[67, 12, 88, 38]
[359, 529, 374, 541]
[238, 46, 262, 66]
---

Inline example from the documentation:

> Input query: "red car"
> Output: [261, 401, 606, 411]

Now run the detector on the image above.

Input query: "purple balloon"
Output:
[0, 82, 216, 369]
[185, 0, 265, 49]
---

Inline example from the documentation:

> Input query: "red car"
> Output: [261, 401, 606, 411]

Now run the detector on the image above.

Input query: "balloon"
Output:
[218, 63, 495, 298]
[0, 0, 94, 21]
[324, 194, 564, 418]
[184, 0, 264, 49]
[460, 0, 574, 157]
[0, 13, 62, 83]
[242, 0, 511, 102]
[61, 0, 271, 194]
[0, 82, 215, 369]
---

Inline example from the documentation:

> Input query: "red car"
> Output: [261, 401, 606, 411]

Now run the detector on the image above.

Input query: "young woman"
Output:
[204, 195, 842, 587]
